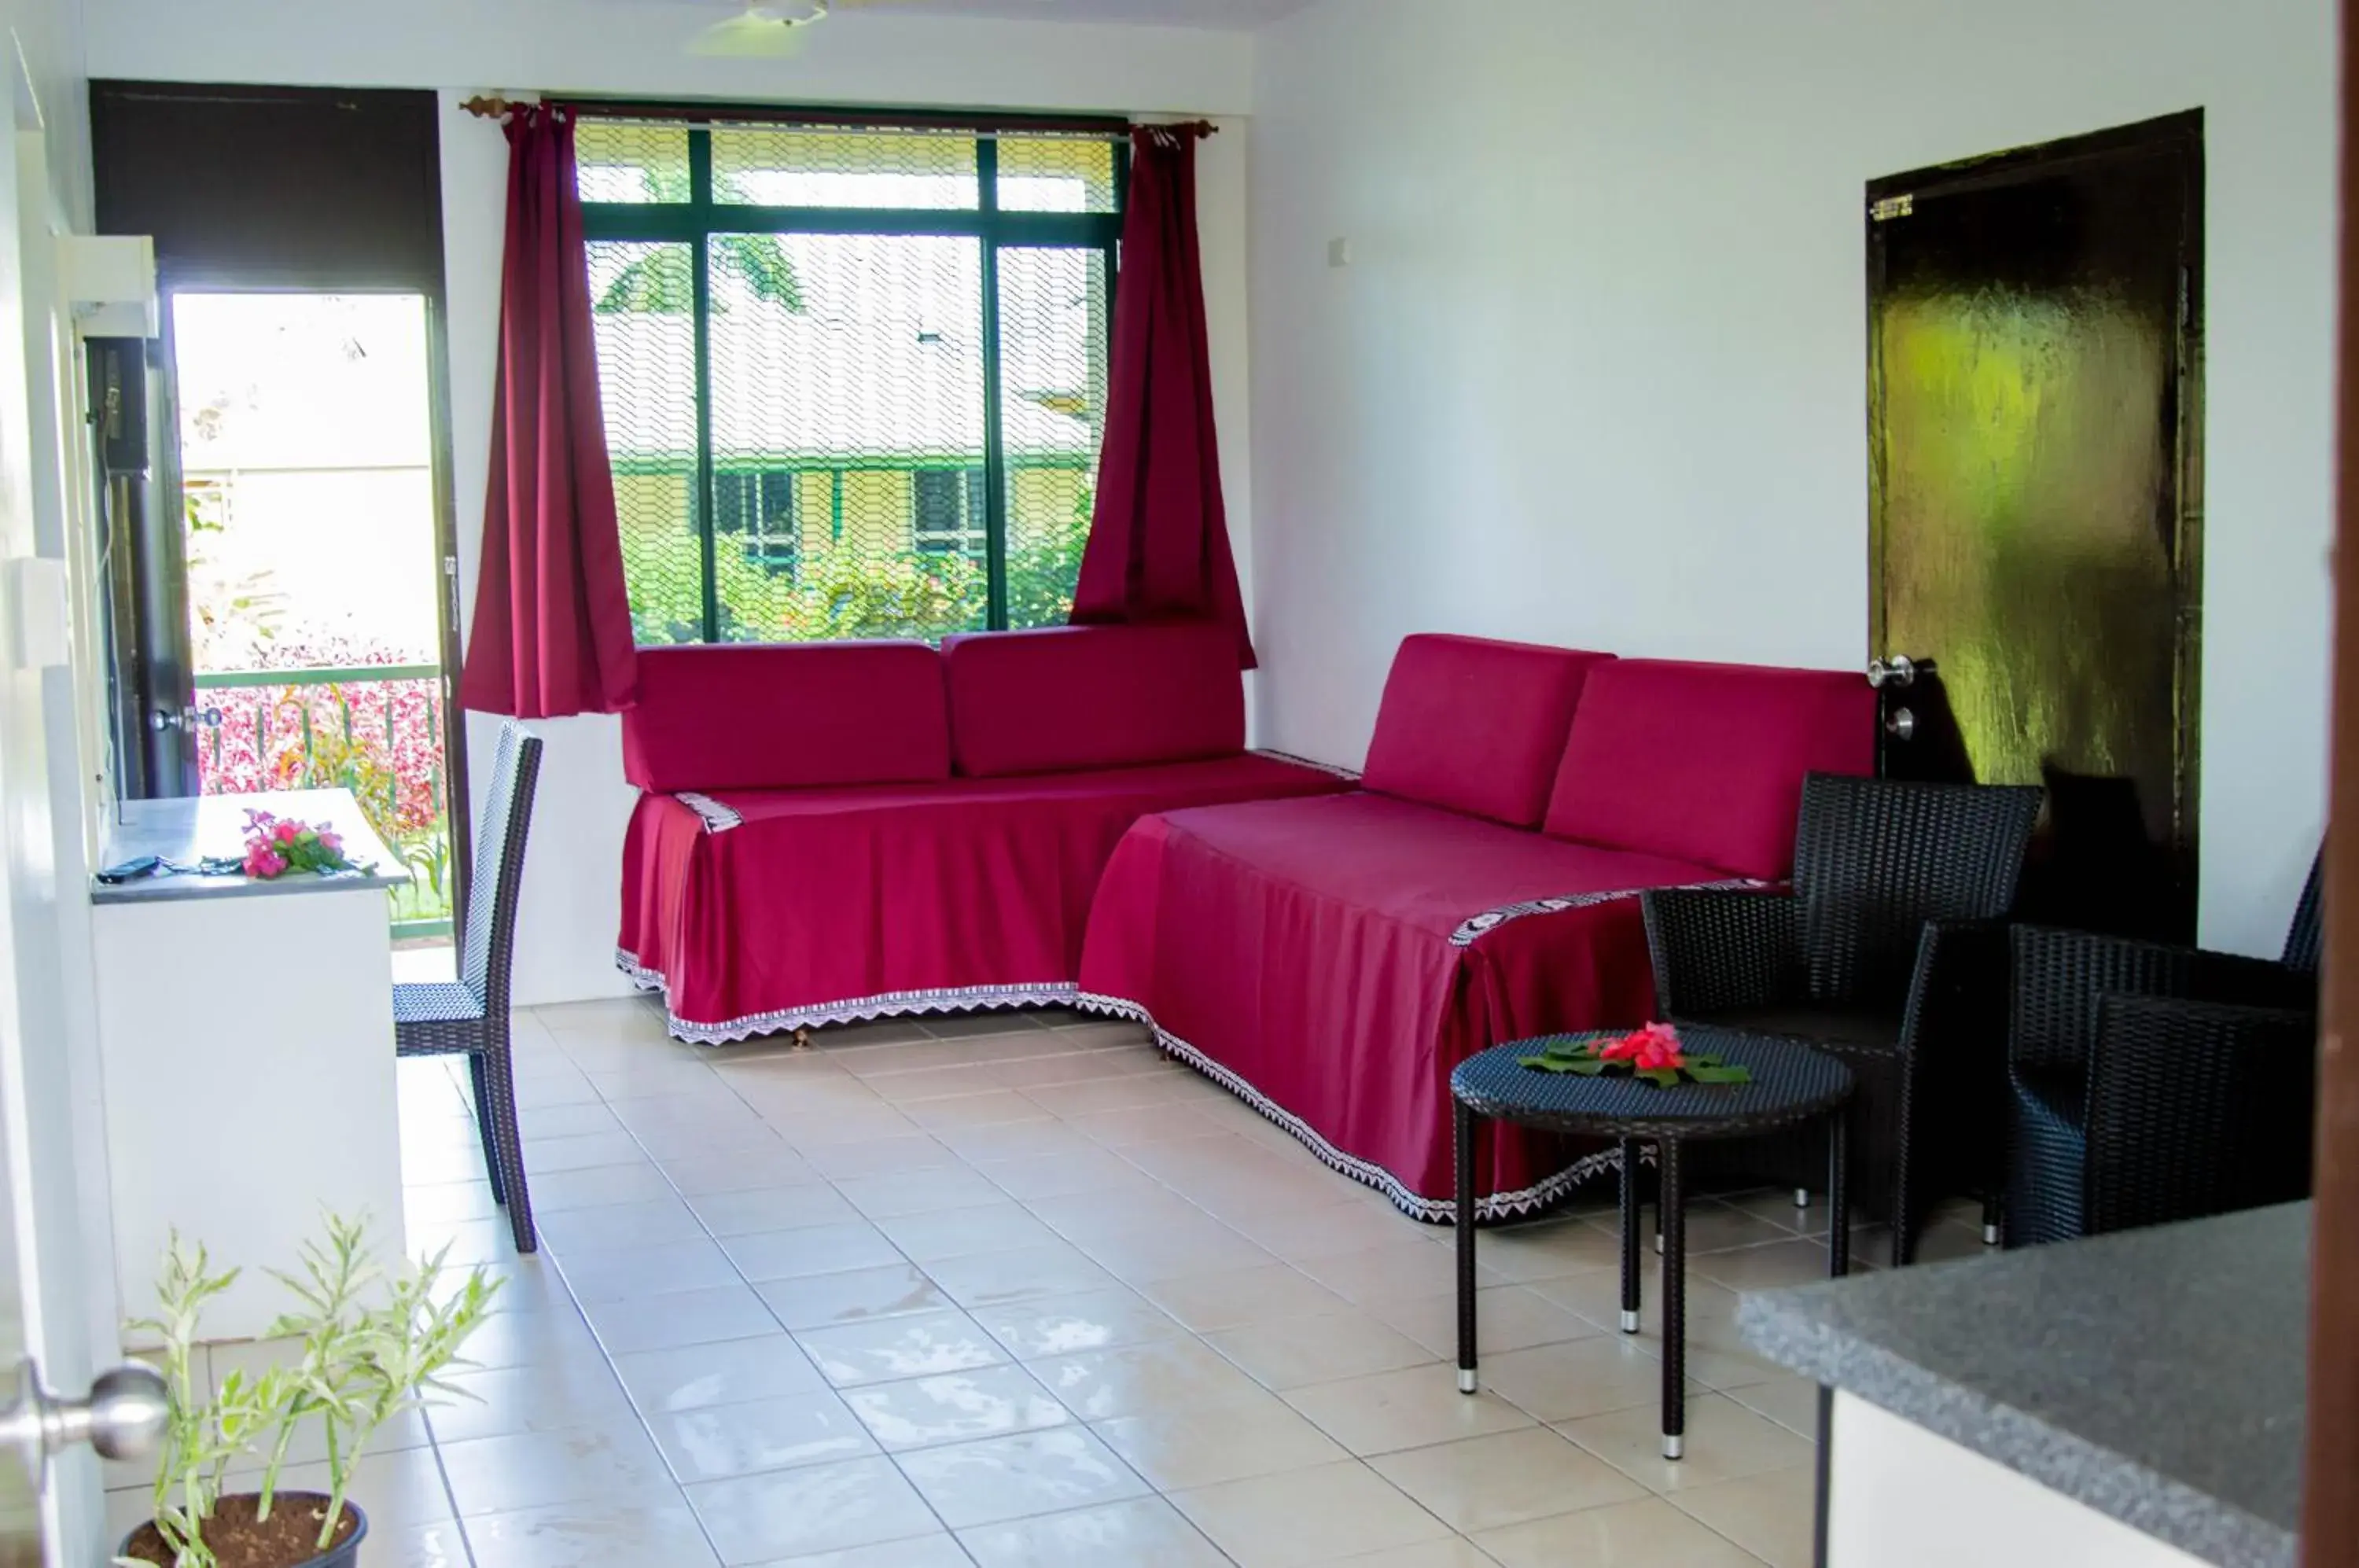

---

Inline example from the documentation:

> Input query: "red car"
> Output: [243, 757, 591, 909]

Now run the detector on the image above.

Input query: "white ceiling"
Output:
[657, 0, 1319, 28]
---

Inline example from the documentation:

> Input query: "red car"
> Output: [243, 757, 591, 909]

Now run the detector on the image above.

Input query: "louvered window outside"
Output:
[576, 114, 1122, 646]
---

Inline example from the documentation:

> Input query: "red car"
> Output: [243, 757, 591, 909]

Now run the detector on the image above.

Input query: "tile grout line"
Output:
[405, 1006, 1823, 1566]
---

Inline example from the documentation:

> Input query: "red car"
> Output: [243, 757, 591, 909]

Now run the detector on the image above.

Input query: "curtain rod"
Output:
[458, 95, 1213, 142]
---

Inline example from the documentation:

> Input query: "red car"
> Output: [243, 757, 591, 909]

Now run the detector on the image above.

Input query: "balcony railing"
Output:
[193, 662, 455, 940]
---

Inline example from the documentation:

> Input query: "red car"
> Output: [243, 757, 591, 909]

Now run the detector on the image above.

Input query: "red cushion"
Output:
[621, 642, 950, 793]
[1544, 659, 1876, 879]
[941, 624, 1245, 778]
[1361, 635, 1616, 827]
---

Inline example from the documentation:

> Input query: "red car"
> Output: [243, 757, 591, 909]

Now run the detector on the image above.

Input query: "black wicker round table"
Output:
[1451, 1026, 1855, 1459]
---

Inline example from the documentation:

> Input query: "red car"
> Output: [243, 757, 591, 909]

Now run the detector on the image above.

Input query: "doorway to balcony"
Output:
[169, 290, 464, 958]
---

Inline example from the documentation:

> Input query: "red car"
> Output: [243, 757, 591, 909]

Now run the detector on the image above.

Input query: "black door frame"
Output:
[92, 79, 473, 930]
[1865, 108, 2206, 919]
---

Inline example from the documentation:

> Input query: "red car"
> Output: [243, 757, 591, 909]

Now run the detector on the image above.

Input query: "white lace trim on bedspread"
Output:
[1075, 992, 1618, 1222]
[616, 949, 1075, 1044]
[675, 793, 745, 834]
[1448, 877, 1768, 948]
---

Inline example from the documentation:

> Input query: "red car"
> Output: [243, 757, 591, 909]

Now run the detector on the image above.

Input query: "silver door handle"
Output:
[149, 706, 222, 734]
[1867, 655, 1923, 690]
[1885, 707, 1917, 741]
[0, 1360, 169, 1480]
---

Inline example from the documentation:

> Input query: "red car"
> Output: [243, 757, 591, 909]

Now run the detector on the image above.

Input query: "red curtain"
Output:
[459, 105, 640, 719]
[1072, 126, 1256, 668]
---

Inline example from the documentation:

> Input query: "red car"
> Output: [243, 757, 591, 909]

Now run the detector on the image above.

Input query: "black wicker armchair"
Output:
[2004, 855, 2321, 1249]
[394, 720, 545, 1253]
[1642, 772, 2044, 1265]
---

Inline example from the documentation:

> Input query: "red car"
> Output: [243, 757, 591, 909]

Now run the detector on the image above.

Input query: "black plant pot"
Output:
[120, 1495, 368, 1568]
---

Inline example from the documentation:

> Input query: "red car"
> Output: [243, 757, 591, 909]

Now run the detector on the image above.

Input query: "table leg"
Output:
[1661, 1136, 1686, 1461]
[1828, 1107, 1852, 1279]
[1456, 1097, 1478, 1394]
[1654, 1161, 1665, 1257]
[1618, 1138, 1642, 1333]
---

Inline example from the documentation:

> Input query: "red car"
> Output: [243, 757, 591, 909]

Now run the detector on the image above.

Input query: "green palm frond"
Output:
[593, 236, 804, 315]
[594, 167, 804, 315]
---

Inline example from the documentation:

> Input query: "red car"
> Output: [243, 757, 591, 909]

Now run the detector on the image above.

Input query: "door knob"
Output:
[149, 706, 222, 734]
[1867, 655, 1933, 690]
[0, 1359, 169, 1481]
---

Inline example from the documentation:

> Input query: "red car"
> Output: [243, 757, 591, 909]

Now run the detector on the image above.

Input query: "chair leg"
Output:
[468, 1054, 509, 1209]
[477, 1046, 537, 1253]
[1618, 1139, 1643, 1334]
[1454, 1099, 1478, 1395]
[1887, 1122, 1916, 1270]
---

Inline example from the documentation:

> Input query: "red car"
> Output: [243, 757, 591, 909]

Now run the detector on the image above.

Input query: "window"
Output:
[578, 116, 1121, 645]
[913, 467, 987, 560]
[716, 469, 798, 576]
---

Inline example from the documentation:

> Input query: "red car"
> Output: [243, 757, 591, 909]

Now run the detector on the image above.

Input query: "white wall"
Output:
[1249, 0, 2335, 956]
[0, 0, 114, 1556]
[84, 0, 1260, 1003]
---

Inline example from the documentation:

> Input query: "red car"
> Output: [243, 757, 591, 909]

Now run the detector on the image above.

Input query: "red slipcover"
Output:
[1079, 792, 1748, 1216]
[1545, 660, 1875, 879]
[621, 642, 951, 794]
[621, 753, 1349, 1041]
[942, 624, 1244, 778]
[1361, 635, 1615, 828]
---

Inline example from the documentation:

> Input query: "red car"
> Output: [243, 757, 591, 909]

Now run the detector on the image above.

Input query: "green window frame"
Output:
[578, 109, 1126, 643]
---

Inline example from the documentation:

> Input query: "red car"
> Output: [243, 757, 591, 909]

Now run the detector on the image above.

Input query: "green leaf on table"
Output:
[1686, 1064, 1754, 1084]
[1518, 1052, 1607, 1075]
[1638, 1068, 1682, 1088]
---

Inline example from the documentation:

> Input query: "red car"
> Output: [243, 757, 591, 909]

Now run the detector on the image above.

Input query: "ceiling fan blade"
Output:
[690, 10, 810, 57]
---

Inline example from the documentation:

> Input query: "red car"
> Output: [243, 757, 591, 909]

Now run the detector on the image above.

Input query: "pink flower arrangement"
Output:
[1519, 1023, 1754, 1088]
[240, 810, 361, 881]
[1595, 1021, 1687, 1073]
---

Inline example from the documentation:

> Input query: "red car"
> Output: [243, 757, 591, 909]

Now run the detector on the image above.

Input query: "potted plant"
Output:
[116, 1215, 499, 1568]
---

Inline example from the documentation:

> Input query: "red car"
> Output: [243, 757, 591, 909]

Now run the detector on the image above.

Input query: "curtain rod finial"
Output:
[462, 94, 524, 120]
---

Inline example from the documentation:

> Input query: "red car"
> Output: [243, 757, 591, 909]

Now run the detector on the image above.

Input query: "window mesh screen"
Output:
[581, 118, 1118, 644]
[713, 126, 979, 209]
[999, 247, 1108, 630]
[576, 121, 691, 204]
[998, 138, 1119, 214]
[588, 241, 702, 645]
[708, 233, 988, 641]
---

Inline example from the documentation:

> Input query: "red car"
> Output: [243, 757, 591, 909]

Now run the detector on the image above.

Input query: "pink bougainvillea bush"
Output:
[196, 636, 445, 834]
[197, 635, 452, 924]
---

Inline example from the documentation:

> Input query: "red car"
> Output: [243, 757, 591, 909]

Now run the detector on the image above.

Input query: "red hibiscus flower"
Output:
[1605, 1022, 1687, 1073]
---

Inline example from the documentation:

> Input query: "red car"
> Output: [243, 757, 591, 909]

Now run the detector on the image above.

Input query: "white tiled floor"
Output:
[112, 999, 1992, 1566]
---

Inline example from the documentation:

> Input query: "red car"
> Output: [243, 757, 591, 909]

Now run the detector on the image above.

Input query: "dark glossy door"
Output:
[1869, 112, 2202, 940]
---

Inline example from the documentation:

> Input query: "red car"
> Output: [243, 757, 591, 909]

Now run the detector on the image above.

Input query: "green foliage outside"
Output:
[1006, 484, 1093, 631]
[620, 480, 1092, 646]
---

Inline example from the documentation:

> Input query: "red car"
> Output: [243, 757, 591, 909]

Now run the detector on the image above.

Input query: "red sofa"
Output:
[618, 624, 1351, 1042]
[1077, 635, 1876, 1219]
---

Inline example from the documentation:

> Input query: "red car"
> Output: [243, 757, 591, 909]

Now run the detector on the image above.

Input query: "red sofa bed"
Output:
[1078, 635, 1876, 1219]
[618, 624, 1352, 1042]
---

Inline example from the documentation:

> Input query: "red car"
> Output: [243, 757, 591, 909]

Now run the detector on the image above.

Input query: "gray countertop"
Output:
[93, 788, 408, 904]
[1737, 1202, 2308, 1568]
